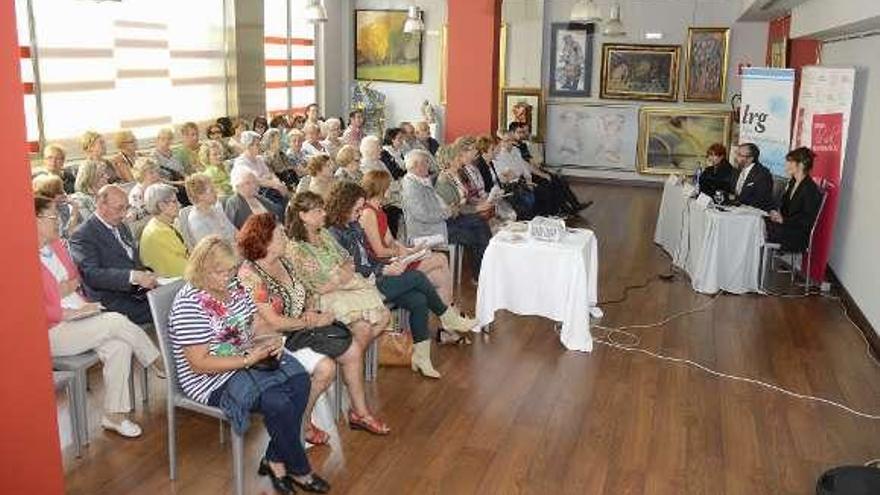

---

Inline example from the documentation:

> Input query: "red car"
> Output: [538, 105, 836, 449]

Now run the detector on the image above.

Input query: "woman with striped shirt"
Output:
[167, 236, 329, 494]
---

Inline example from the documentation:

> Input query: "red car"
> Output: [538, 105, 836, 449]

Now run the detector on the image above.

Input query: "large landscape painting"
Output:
[355, 10, 423, 84]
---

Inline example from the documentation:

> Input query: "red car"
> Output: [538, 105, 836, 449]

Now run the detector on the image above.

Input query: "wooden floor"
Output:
[61, 182, 880, 495]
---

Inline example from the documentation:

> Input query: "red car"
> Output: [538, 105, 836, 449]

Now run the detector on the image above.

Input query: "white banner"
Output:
[739, 67, 796, 176]
[793, 66, 856, 171]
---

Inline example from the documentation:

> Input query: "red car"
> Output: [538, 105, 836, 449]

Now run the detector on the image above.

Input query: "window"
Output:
[15, 0, 227, 159]
[264, 0, 317, 118]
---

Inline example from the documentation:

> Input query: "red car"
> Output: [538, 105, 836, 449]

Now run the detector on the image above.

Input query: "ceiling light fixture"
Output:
[304, 0, 328, 24]
[403, 6, 425, 34]
[602, 3, 627, 37]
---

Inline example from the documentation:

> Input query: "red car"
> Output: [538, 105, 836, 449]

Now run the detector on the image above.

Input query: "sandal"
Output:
[305, 423, 329, 445]
[348, 411, 390, 436]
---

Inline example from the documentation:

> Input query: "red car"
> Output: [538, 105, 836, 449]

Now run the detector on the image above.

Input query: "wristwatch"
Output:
[242, 351, 251, 368]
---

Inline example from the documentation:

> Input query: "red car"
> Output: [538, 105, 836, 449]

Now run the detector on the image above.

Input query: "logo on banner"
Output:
[739, 68, 795, 176]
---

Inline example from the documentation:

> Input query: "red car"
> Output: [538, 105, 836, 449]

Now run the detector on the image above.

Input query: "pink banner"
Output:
[805, 112, 843, 281]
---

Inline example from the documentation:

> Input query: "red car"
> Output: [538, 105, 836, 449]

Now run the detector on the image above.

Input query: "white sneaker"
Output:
[101, 417, 143, 438]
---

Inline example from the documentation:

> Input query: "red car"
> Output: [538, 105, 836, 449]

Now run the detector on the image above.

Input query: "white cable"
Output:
[593, 292, 880, 420]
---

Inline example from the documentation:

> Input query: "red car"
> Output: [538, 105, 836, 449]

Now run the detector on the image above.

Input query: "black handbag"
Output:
[284, 321, 353, 358]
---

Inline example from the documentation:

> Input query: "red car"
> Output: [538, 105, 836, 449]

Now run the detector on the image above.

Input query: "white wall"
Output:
[502, 0, 544, 88]
[791, 0, 880, 39]
[822, 36, 880, 334]
[328, 0, 446, 127]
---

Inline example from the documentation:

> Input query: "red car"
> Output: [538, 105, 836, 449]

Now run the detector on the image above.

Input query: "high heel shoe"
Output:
[348, 411, 390, 435]
[411, 340, 441, 379]
[289, 473, 331, 494]
[258, 458, 296, 494]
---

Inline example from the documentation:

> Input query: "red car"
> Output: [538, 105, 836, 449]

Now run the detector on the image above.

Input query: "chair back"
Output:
[771, 176, 789, 207]
[147, 280, 187, 398]
[177, 206, 195, 249]
[806, 178, 833, 255]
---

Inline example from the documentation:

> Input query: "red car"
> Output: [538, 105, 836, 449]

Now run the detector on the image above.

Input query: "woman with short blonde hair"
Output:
[184, 173, 236, 246]
[304, 154, 334, 200]
[70, 160, 109, 219]
[198, 141, 232, 199]
[109, 130, 137, 183]
[333, 144, 363, 183]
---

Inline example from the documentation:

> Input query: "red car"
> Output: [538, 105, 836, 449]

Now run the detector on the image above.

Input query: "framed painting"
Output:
[769, 38, 788, 68]
[684, 27, 730, 102]
[548, 22, 595, 97]
[500, 87, 544, 141]
[354, 9, 423, 84]
[638, 107, 732, 175]
[600, 44, 680, 101]
[545, 103, 639, 170]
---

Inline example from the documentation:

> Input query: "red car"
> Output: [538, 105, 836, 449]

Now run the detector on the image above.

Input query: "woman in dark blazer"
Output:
[767, 147, 823, 252]
[698, 142, 734, 197]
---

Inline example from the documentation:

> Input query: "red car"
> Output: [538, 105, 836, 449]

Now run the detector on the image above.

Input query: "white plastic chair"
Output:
[147, 280, 248, 495]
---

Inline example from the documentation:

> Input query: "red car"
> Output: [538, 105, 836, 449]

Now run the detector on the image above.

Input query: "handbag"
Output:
[377, 329, 413, 367]
[284, 321, 353, 358]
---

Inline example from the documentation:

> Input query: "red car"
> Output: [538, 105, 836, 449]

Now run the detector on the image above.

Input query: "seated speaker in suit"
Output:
[698, 143, 734, 197]
[767, 147, 822, 252]
[731, 142, 774, 211]
[68, 185, 158, 325]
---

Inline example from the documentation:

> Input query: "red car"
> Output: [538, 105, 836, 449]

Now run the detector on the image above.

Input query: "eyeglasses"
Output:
[38, 214, 59, 221]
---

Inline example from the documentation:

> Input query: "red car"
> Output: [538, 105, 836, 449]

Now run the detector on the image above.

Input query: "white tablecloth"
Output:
[654, 177, 766, 294]
[475, 228, 598, 352]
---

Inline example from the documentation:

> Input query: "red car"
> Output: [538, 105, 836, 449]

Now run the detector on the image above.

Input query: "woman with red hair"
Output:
[237, 213, 367, 444]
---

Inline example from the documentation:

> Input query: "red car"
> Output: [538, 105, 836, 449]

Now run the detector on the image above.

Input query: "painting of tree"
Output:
[355, 10, 423, 84]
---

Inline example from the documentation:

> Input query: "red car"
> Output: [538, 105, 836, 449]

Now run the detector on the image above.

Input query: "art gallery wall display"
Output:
[600, 43, 680, 101]
[500, 87, 544, 141]
[638, 107, 732, 175]
[684, 27, 730, 102]
[355, 10, 423, 84]
[769, 37, 788, 68]
[545, 103, 639, 170]
[548, 22, 595, 98]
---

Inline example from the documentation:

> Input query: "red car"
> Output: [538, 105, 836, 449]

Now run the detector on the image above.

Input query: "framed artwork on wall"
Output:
[684, 27, 730, 102]
[600, 43, 680, 101]
[499, 87, 544, 141]
[769, 38, 788, 68]
[545, 103, 639, 170]
[638, 107, 732, 175]
[354, 9, 423, 84]
[548, 22, 595, 98]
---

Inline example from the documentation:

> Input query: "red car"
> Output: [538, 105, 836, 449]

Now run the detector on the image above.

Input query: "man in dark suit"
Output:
[731, 143, 774, 211]
[69, 185, 158, 325]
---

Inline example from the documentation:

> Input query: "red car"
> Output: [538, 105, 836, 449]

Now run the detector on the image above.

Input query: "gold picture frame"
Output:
[440, 23, 448, 105]
[684, 27, 730, 102]
[637, 107, 732, 175]
[600, 43, 680, 102]
[769, 37, 788, 68]
[499, 87, 544, 142]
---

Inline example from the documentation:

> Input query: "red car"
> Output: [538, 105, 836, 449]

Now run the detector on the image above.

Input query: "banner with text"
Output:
[739, 67, 796, 176]
[794, 66, 856, 282]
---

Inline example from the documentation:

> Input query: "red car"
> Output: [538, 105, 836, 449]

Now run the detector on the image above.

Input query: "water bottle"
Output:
[714, 190, 725, 205]
[693, 166, 702, 187]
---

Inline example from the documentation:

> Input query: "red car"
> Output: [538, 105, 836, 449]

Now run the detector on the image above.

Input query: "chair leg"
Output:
[66, 381, 82, 458]
[231, 429, 245, 495]
[75, 369, 89, 446]
[804, 250, 812, 295]
[790, 253, 796, 285]
[333, 372, 344, 422]
[167, 402, 177, 480]
[141, 364, 149, 405]
[129, 361, 137, 409]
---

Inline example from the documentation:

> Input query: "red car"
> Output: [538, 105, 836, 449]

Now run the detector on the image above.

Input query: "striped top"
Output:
[167, 282, 257, 404]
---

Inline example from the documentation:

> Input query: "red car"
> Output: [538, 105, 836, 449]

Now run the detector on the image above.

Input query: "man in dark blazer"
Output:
[68, 185, 158, 325]
[731, 143, 774, 211]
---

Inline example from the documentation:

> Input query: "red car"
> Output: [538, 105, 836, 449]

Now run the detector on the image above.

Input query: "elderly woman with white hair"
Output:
[320, 118, 344, 161]
[301, 122, 327, 158]
[184, 173, 237, 246]
[139, 183, 188, 278]
[232, 130, 288, 210]
[224, 166, 279, 229]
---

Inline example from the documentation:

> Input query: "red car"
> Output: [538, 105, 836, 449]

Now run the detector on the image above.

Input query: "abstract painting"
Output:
[638, 107, 732, 174]
[545, 103, 639, 170]
[548, 22, 594, 97]
[355, 10, 423, 84]
[600, 44, 680, 101]
[684, 27, 730, 102]
[500, 87, 543, 141]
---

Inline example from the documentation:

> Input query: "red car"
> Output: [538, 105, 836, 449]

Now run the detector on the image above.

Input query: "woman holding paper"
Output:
[35, 195, 164, 438]
[325, 182, 478, 379]
[359, 169, 454, 304]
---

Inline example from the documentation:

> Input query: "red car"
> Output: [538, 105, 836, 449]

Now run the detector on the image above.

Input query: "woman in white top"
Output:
[301, 122, 327, 158]
[35, 196, 163, 438]
[320, 118, 344, 162]
[184, 173, 237, 246]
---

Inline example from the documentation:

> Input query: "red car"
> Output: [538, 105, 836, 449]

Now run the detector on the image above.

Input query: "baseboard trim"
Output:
[561, 174, 663, 189]
[827, 267, 880, 361]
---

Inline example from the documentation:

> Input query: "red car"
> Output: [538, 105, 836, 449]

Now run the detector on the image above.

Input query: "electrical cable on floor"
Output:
[591, 292, 880, 421]
[597, 274, 669, 305]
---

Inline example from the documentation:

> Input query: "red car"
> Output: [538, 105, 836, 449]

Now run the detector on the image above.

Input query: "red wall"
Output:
[0, 1, 66, 492]
[445, 0, 502, 142]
